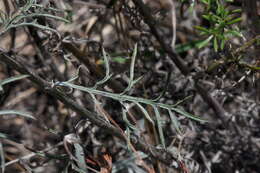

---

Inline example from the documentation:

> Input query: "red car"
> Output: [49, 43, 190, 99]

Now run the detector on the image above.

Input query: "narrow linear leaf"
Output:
[122, 107, 138, 130]
[202, 14, 210, 21]
[227, 17, 242, 25]
[130, 43, 138, 82]
[131, 76, 143, 87]
[0, 74, 29, 85]
[0, 133, 8, 140]
[195, 25, 210, 33]
[197, 35, 213, 49]
[201, 0, 209, 5]
[94, 48, 112, 87]
[168, 110, 181, 134]
[175, 40, 204, 53]
[225, 30, 242, 37]
[172, 95, 193, 107]
[240, 63, 260, 70]
[126, 127, 132, 151]
[231, 9, 242, 14]
[122, 43, 138, 93]
[135, 102, 154, 125]
[214, 36, 218, 52]
[171, 107, 207, 122]
[0, 74, 29, 92]
[67, 65, 82, 83]
[112, 57, 127, 64]
[220, 38, 226, 50]
[0, 110, 36, 120]
[152, 106, 165, 148]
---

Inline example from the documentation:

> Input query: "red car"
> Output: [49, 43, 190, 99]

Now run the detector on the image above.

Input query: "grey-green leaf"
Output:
[168, 110, 182, 134]
[152, 106, 165, 148]
[0, 74, 29, 93]
[0, 110, 36, 120]
[94, 48, 112, 87]
[171, 107, 207, 122]
[135, 102, 154, 125]
[122, 107, 138, 130]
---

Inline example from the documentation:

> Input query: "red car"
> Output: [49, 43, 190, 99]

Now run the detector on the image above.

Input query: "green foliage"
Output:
[195, 0, 242, 51]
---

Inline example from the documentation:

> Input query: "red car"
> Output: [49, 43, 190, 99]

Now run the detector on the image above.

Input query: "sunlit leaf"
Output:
[231, 9, 242, 14]
[213, 36, 218, 52]
[195, 25, 210, 33]
[225, 30, 242, 37]
[112, 57, 127, 64]
[197, 35, 213, 49]
[220, 38, 225, 50]
[227, 17, 242, 25]
[175, 40, 204, 53]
